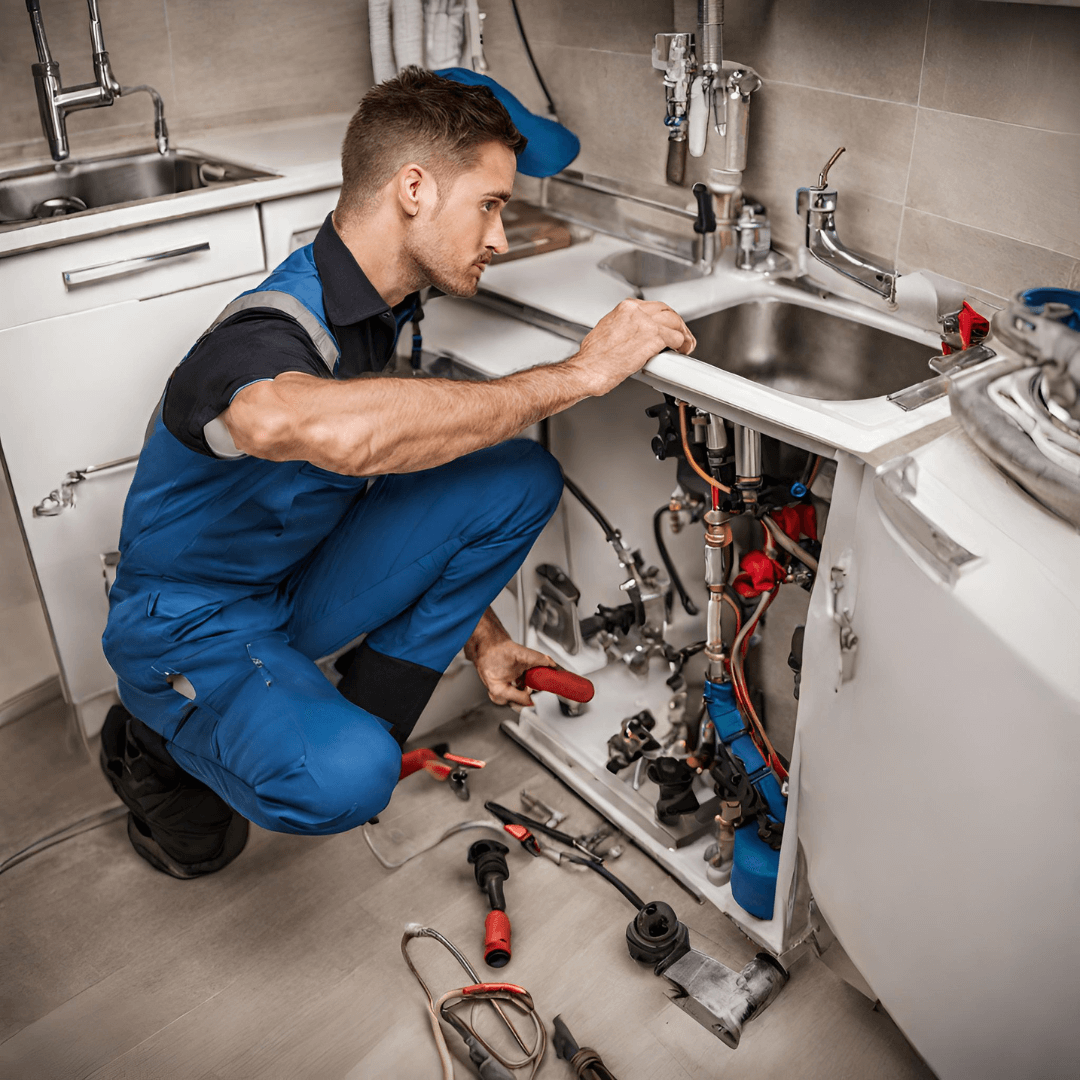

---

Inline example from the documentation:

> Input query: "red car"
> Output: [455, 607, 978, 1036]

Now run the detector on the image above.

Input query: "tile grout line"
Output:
[755, 84, 1076, 139]
[906, 204, 1080, 262]
[761, 77, 919, 110]
[83, 977, 244, 1079]
[895, 0, 934, 269]
[917, 103, 1078, 138]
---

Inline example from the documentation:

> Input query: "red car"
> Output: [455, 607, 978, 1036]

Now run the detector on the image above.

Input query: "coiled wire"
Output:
[401, 924, 545, 1079]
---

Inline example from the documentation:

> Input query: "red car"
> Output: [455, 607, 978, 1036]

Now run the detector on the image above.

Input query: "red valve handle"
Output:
[523, 667, 595, 703]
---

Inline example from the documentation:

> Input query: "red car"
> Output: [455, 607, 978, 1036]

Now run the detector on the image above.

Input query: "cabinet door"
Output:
[794, 443, 1080, 1080]
[260, 189, 340, 269]
[0, 273, 265, 737]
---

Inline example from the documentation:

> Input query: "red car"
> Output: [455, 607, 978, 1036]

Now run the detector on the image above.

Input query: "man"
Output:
[100, 67, 695, 879]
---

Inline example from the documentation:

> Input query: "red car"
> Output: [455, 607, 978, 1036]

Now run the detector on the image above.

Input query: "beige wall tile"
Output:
[729, 80, 914, 256]
[1071, 262, 1080, 291]
[897, 208, 1077, 303]
[481, 0, 560, 116]
[921, 0, 1080, 134]
[0, 0, 174, 158]
[499, 43, 673, 188]
[906, 109, 1080, 258]
[165, 0, 373, 129]
[713, 0, 930, 105]
[504, 0, 672, 55]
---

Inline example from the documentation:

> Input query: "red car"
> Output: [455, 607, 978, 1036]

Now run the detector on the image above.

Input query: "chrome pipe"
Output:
[734, 425, 761, 483]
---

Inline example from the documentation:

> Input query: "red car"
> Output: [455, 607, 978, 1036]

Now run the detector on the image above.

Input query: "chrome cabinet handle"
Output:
[33, 455, 138, 517]
[874, 456, 979, 586]
[62, 241, 210, 288]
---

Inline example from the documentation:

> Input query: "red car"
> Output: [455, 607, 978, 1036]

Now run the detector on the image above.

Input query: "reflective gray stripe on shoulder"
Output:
[203, 415, 246, 459]
[206, 290, 339, 374]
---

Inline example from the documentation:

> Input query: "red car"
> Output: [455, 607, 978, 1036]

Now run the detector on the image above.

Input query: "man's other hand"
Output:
[566, 298, 697, 397]
[464, 608, 556, 708]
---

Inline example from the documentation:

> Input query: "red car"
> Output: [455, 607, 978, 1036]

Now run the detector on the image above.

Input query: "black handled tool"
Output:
[467, 839, 512, 968]
[553, 1015, 620, 1079]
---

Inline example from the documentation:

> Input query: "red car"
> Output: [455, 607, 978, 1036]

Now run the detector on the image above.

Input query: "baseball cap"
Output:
[435, 67, 580, 178]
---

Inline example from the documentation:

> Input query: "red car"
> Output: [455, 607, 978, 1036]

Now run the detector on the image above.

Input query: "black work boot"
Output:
[99, 704, 248, 879]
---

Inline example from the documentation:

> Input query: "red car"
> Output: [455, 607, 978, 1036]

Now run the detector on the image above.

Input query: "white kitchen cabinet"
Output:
[0, 189, 363, 740]
[0, 267, 266, 739]
[793, 437, 1080, 1080]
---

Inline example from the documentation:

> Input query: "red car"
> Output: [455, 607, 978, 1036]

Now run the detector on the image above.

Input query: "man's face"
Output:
[405, 141, 516, 297]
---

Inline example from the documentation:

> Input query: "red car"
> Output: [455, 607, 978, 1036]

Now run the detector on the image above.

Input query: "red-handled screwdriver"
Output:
[522, 666, 595, 703]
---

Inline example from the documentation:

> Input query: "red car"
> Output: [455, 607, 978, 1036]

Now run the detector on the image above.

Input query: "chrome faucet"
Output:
[25, 0, 168, 161]
[796, 147, 898, 303]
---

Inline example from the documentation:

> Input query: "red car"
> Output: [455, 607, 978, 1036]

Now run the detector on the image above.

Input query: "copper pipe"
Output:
[678, 402, 731, 493]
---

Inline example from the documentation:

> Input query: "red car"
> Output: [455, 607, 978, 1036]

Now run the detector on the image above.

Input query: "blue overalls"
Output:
[103, 244, 563, 836]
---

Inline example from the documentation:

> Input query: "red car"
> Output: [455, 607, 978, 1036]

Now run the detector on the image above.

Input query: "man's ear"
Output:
[395, 163, 435, 219]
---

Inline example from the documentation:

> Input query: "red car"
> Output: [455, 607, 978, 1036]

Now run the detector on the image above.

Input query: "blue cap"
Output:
[435, 67, 580, 178]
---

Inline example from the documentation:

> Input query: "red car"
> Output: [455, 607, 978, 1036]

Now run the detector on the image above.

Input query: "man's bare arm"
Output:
[221, 299, 695, 476]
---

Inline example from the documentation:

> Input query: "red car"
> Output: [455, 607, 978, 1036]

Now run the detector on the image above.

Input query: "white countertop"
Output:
[1, 113, 957, 463]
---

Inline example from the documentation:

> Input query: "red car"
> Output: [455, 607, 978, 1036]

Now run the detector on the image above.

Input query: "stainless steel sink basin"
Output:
[0, 149, 278, 228]
[686, 299, 938, 401]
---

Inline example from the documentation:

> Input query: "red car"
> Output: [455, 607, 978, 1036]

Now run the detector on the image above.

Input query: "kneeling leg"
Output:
[164, 633, 402, 835]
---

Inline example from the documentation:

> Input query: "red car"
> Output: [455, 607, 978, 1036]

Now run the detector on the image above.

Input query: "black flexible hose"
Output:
[652, 506, 700, 616]
[564, 854, 645, 910]
[509, 0, 559, 119]
[562, 474, 620, 544]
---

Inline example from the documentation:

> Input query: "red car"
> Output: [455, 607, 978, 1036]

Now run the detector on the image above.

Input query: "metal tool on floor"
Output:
[484, 801, 603, 862]
[519, 788, 566, 829]
[398, 744, 486, 801]
[553, 1015, 620, 1079]
[468, 839, 514, 968]
[625, 900, 789, 1048]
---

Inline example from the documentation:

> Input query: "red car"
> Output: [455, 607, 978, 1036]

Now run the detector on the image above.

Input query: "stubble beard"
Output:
[403, 226, 485, 299]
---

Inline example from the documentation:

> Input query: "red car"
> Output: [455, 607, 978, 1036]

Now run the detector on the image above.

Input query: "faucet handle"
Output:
[692, 183, 717, 235]
[818, 146, 845, 189]
[797, 146, 846, 215]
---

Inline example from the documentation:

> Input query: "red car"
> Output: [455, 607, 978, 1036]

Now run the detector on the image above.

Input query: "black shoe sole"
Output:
[126, 811, 249, 880]
[99, 706, 249, 879]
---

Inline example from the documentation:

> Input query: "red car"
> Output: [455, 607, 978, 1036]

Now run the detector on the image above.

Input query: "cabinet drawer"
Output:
[260, 188, 340, 269]
[0, 205, 265, 328]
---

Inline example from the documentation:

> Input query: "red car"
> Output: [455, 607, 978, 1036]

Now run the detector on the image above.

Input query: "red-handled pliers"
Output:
[399, 747, 486, 782]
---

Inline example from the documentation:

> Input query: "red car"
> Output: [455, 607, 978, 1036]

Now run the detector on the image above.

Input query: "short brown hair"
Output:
[337, 67, 527, 219]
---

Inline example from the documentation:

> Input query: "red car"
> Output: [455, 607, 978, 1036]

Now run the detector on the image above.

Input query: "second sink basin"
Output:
[687, 298, 938, 401]
[0, 149, 279, 228]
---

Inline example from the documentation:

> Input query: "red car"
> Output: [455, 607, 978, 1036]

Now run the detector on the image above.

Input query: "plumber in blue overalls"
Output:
[100, 67, 696, 878]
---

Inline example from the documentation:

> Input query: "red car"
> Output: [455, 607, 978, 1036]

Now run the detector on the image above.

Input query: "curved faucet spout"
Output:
[120, 85, 169, 154]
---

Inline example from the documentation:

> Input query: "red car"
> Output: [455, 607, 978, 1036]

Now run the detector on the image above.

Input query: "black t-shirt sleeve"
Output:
[162, 308, 329, 457]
